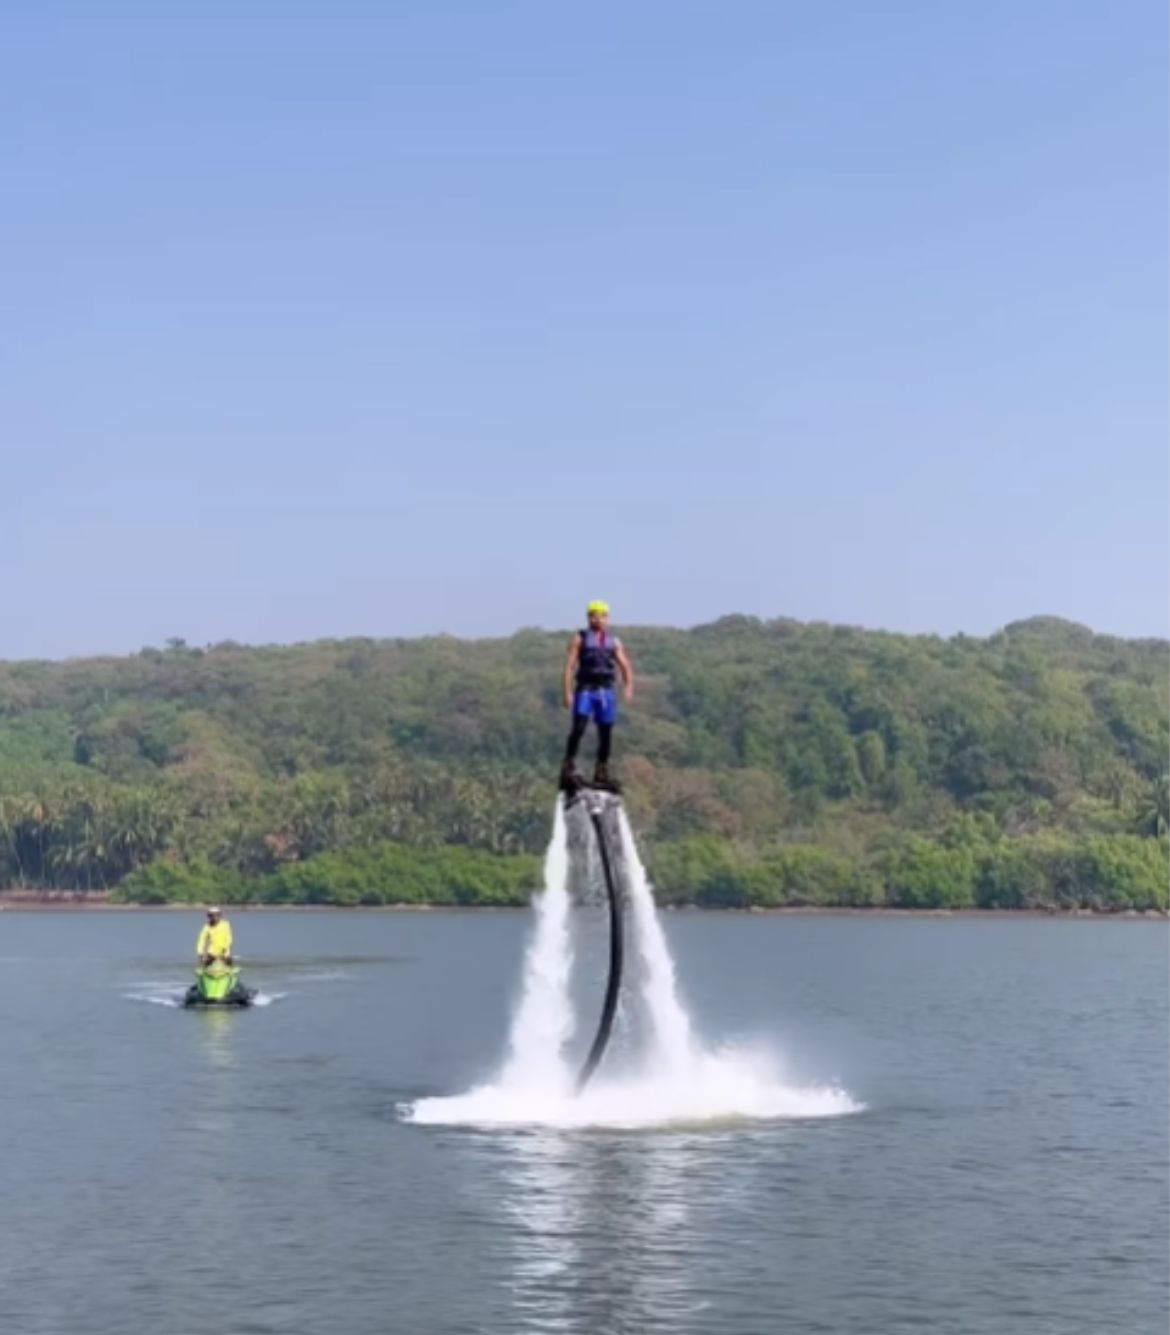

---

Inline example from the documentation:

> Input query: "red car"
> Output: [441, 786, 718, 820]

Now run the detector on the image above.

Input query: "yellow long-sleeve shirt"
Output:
[196, 920, 233, 959]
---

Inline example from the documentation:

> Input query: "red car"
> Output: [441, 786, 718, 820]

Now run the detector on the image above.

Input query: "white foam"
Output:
[496, 803, 575, 1094]
[405, 1044, 861, 1128]
[124, 991, 182, 1008]
[403, 804, 864, 1131]
[619, 807, 696, 1072]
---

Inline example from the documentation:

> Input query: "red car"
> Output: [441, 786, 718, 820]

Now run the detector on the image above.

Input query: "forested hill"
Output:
[0, 616, 1166, 910]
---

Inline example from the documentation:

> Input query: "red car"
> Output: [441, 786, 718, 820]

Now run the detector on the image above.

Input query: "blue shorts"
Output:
[574, 687, 616, 726]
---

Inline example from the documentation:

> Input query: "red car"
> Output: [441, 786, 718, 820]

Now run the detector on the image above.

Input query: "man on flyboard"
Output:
[559, 600, 634, 794]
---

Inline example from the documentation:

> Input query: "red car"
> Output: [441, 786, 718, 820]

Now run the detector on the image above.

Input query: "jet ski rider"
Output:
[196, 906, 234, 967]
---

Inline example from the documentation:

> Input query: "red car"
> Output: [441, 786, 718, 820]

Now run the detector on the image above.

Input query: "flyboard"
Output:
[560, 772, 626, 1092]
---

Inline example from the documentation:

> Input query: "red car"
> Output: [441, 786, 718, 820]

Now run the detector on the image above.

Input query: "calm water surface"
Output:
[0, 910, 1164, 1334]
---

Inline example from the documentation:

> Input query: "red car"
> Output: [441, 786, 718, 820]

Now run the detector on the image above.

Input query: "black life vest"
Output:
[576, 629, 618, 689]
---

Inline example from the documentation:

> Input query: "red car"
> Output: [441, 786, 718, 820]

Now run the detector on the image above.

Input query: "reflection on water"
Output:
[498, 1130, 713, 1334]
[192, 1007, 239, 1072]
[185, 1007, 253, 1242]
[503, 1134, 578, 1332]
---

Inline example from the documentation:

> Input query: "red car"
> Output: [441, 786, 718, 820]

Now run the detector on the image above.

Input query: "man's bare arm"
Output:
[615, 645, 634, 701]
[563, 635, 580, 708]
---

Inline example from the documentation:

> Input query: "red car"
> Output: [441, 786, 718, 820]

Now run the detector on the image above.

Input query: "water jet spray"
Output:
[571, 789, 626, 1092]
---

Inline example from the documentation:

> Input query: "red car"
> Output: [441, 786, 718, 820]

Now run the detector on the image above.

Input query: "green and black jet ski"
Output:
[183, 960, 256, 1009]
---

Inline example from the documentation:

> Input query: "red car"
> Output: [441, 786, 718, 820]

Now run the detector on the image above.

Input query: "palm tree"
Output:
[1136, 775, 1170, 839]
[0, 793, 28, 888]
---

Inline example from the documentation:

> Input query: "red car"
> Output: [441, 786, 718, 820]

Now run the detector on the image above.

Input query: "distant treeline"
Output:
[108, 826, 1166, 912]
[1, 615, 1166, 911]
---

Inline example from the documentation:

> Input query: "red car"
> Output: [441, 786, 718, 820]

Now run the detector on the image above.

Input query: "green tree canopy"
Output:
[0, 616, 1165, 910]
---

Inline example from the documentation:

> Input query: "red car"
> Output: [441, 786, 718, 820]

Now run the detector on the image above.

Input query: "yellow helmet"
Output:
[586, 600, 610, 616]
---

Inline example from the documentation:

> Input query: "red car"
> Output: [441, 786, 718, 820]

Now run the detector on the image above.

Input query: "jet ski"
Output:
[183, 959, 256, 1009]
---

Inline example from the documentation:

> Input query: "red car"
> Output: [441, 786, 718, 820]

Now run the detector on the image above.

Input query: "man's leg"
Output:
[564, 711, 588, 761]
[592, 690, 618, 786]
[561, 692, 591, 788]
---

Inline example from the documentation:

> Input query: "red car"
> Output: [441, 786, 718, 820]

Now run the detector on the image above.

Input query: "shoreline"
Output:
[0, 897, 1163, 920]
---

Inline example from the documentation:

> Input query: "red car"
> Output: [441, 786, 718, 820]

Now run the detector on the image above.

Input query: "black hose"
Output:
[575, 805, 624, 1092]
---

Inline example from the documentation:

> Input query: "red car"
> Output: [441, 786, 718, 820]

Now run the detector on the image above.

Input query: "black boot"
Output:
[592, 762, 621, 793]
[559, 757, 582, 793]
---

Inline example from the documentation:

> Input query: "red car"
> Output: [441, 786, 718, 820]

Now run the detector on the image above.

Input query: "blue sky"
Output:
[3, 0, 1166, 657]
